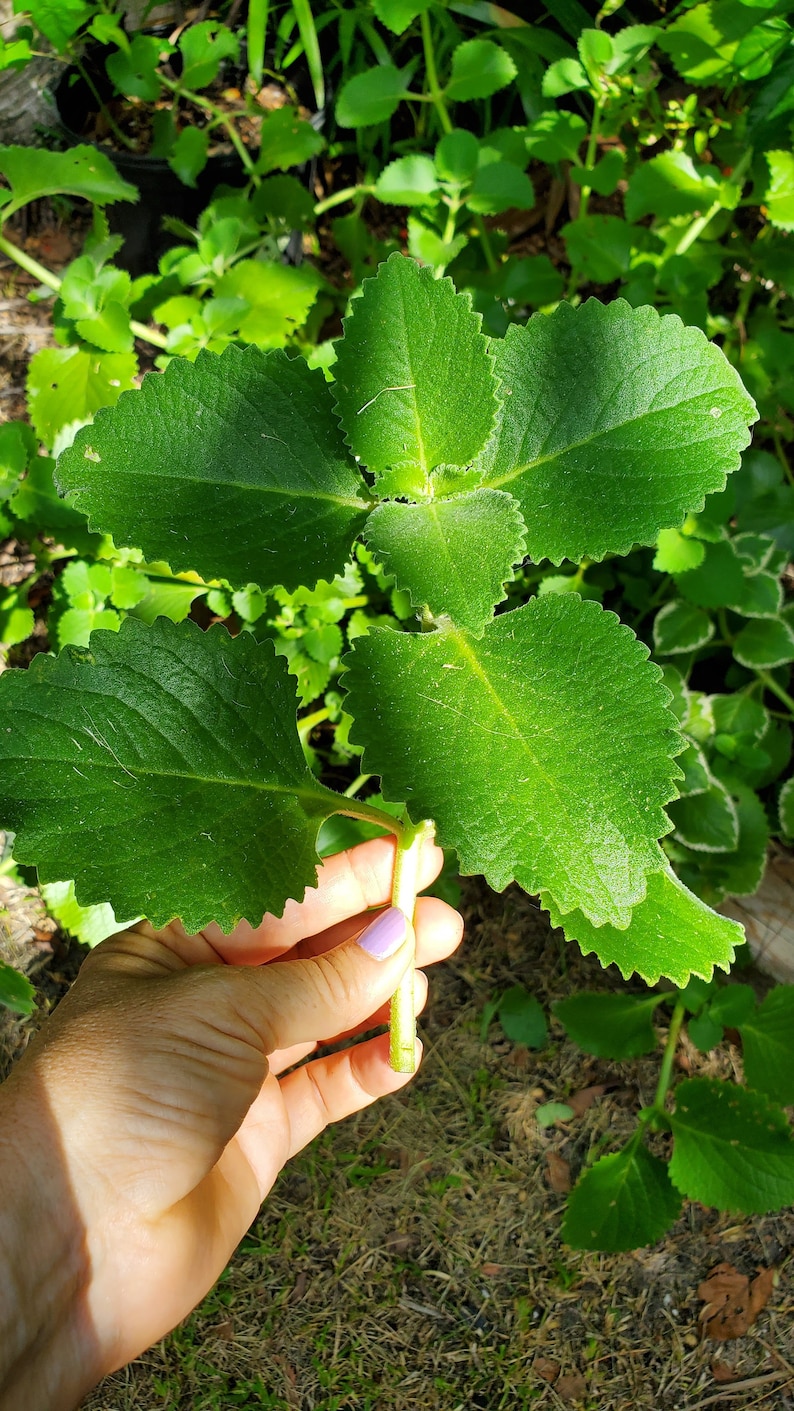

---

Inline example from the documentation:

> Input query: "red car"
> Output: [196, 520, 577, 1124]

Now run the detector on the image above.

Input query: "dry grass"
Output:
[41, 881, 788, 1411]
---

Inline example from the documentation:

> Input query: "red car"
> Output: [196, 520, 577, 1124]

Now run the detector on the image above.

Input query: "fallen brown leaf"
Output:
[481, 1262, 503, 1277]
[697, 1262, 776, 1340]
[556, 1371, 587, 1401]
[711, 1359, 739, 1383]
[567, 1084, 608, 1118]
[534, 1356, 560, 1382]
[545, 1150, 571, 1194]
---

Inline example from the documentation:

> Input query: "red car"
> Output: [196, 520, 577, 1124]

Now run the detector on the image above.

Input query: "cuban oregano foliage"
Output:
[0, 255, 757, 987]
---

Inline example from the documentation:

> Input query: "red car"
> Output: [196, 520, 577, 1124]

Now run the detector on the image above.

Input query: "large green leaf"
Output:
[362, 488, 527, 635]
[344, 594, 682, 927]
[0, 617, 341, 933]
[477, 300, 757, 564]
[0, 146, 137, 219]
[553, 991, 661, 1059]
[740, 987, 794, 1105]
[543, 866, 743, 986]
[563, 1142, 682, 1252]
[56, 346, 371, 592]
[669, 1077, 794, 1214]
[333, 254, 498, 493]
[21, 0, 92, 52]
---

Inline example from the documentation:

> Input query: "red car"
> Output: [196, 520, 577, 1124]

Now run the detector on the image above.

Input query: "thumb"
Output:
[236, 907, 414, 1055]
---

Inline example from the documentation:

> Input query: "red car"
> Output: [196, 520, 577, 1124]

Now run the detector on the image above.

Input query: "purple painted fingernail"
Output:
[356, 906, 407, 960]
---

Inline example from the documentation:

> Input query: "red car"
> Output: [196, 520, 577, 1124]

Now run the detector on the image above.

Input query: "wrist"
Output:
[0, 1062, 100, 1411]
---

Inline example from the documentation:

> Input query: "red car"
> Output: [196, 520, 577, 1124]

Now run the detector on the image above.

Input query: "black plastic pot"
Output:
[54, 61, 247, 275]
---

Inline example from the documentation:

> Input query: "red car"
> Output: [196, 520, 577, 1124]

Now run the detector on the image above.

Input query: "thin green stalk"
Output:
[772, 429, 794, 488]
[292, 0, 325, 111]
[475, 216, 498, 273]
[651, 997, 686, 1118]
[674, 148, 753, 258]
[343, 772, 373, 799]
[420, 9, 453, 135]
[388, 818, 435, 1073]
[314, 184, 373, 216]
[158, 75, 261, 186]
[247, 0, 269, 88]
[576, 95, 603, 226]
[756, 669, 794, 720]
[0, 233, 170, 349]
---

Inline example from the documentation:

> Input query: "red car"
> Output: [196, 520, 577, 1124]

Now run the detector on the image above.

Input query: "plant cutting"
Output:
[0, 255, 758, 1068]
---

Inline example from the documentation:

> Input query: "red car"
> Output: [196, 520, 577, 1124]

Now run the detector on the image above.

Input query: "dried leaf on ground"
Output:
[567, 1082, 609, 1117]
[697, 1262, 776, 1339]
[545, 1150, 572, 1193]
[711, 1359, 739, 1382]
[534, 1356, 560, 1382]
[556, 1370, 588, 1400]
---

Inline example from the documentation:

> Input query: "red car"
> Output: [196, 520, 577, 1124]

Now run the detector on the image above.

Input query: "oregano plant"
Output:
[0, 255, 757, 1069]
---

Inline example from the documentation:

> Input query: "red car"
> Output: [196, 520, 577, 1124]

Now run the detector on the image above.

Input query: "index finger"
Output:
[200, 833, 445, 964]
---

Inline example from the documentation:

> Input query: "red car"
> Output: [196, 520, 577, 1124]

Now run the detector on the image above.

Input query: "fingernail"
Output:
[356, 906, 407, 961]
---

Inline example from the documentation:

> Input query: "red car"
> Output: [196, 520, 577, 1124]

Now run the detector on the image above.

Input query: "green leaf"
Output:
[344, 594, 682, 928]
[688, 1010, 724, 1052]
[525, 110, 587, 165]
[708, 983, 755, 1028]
[445, 39, 517, 102]
[0, 585, 34, 647]
[677, 741, 710, 797]
[335, 65, 409, 128]
[178, 21, 239, 90]
[536, 1101, 575, 1127]
[553, 991, 661, 1059]
[0, 145, 137, 216]
[0, 420, 35, 498]
[675, 539, 747, 610]
[654, 600, 714, 656]
[372, 0, 431, 34]
[168, 126, 210, 188]
[27, 347, 138, 448]
[407, 217, 468, 272]
[543, 866, 743, 986]
[0, 617, 341, 932]
[106, 34, 165, 102]
[570, 149, 625, 197]
[255, 107, 325, 173]
[731, 569, 783, 619]
[780, 776, 794, 837]
[333, 254, 498, 490]
[498, 985, 548, 1047]
[563, 1143, 682, 1252]
[740, 987, 794, 1104]
[561, 215, 632, 284]
[19, 0, 91, 52]
[435, 129, 480, 183]
[467, 160, 535, 216]
[668, 781, 739, 853]
[57, 347, 369, 594]
[658, 2, 760, 85]
[680, 777, 769, 901]
[653, 528, 706, 576]
[374, 155, 438, 207]
[0, 961, 35, 1016]
[477, 300, 757, 565]
[40, 879, 134, 948]
[214, 259, 321, 347]
[733, 617, 794, 669]
[669, 1077, 794, 1214]
[625, 151, 722, 224]
[542, 56, 588, 97]
[762, 151, 794, 232]
[363, 488, 527, 635]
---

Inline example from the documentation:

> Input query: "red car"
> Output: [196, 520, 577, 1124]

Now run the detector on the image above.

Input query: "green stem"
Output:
[577, 95, 603, 226]
[772, 429, 794, 488]
[388, 817, 435, 1073]
[756, 669, 794, 720]
[674, 148, 753, 258]
[343, 772, 372, 799]
[159, 76, 261, 186]
[314, 184, 373, 216]
[651, 997, 686, 1118]
[420, 9, 453, 135]
[475, 216, 498, 273]
[0, 233, 170, 350]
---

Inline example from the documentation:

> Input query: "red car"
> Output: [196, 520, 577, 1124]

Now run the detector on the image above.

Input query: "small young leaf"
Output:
[435, 129, 480, 183]
[40, 879, 134, 948]
[168, 126, 210, 188]
[553, 991, 661, 1059]
[677, 741, 710, 797]
[669, 1078, 794, 1214]
[733, 617, 794, 669]
[498, 985, 548, 1047]
[668, 782, 739, 853]
[653, 528, 706, 576]
[0, 617, 341, 932]
[624, 150, 723, 223]
[374, 155, 438, 207]
[363, 488, 527, 635]
[524, 110, 587, 165]
[542, 57, 588, 97]
[255, 107, 325, 173]
[740, 987, 794, 1105]
[688, 1010, 724, 1052]
[57, 346, 370, 593]
[0, 961, 35, 1016]
[563, 1143, 682, 1252]
[445, 39, 517, 102]
[543, 867, 743, 987]
[536, 1101, 575, 1127]
[467, 160, 535, 216]
[675, 539, 747, 609]
[562, 215, 632, 283]
[27, 347, 137, 448]
[372, 0, 431, 34]
[0, 145, 137, 213]
[333, 254, 498, 489]
[570, 149, 625, 197]
[335, 65, 409, 128]
[178, 21, 239, 90]
[477, 300, 757, 566]
[106, 34, 165, 103]
[763, 151, 794, 231]
[653, 600, 714, 655]
[345, 594, 682, 928]
[213, 259, 321, 347]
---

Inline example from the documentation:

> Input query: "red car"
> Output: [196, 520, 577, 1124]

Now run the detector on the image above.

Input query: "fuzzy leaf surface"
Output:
[344, 594, 682, 927]
[553, 992, 661, 1059]
[333, 254, 497, 490]
[563, 1144, 682, 1252]
[56, 346, 370, 592]
[363, 488, 526, 634]
[477, 300, 757, 564]
[0, 617, 340, 932]
[0, 145, 137, 211]
[669, 1078, 794, 1214]
[740, 987, 794, 1105]
[653, 600, 714, 655]
[543, 866, 742, 986]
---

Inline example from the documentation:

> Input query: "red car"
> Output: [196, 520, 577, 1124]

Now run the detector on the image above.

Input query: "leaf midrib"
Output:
[76, 464, 371, 513]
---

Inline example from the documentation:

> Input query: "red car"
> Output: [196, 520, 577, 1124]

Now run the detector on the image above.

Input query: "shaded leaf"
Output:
[654, 600, 714, 655]
[563, 1142, 682, 1251]
[669, 1077, 794, 1214]
[554, 991, 661, 1059]
[335, 65, 409, 127]
[498, 985, 548, 1047]
[0, 961, 35, 1015]
[740, 986, 794, 1104]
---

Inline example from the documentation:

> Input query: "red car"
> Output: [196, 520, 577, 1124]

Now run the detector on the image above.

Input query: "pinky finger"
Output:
[278, 1032, 423, 1161]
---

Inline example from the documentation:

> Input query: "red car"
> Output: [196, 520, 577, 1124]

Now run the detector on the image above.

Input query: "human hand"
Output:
[0, 835, 462, 1411]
